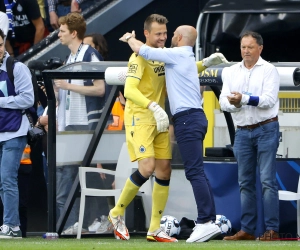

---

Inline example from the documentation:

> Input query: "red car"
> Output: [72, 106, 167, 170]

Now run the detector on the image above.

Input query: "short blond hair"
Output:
[144, 14, 168, 32]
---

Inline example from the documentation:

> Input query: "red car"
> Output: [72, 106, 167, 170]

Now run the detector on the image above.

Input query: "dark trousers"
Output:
[173, 109, 216, 223]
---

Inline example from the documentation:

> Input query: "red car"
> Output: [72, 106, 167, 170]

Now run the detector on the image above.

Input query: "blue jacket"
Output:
[0, 53, 34, 140]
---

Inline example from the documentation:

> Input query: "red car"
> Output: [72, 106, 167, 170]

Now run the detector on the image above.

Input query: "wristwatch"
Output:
[125, 35, 132, 41]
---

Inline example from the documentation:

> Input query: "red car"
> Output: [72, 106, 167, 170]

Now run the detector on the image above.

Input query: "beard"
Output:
[170, 39, 177, 48]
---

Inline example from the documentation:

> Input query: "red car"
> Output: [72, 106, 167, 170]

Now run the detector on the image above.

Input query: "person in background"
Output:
[220, 31, 280, 241]
[120, 24, 228, 243]
[0, 11, 9, 39]
[55, 12, 107, 235]
[0, 28, 34, 239]
[0, 0, 46, 57]
[48, 0, 97, 30]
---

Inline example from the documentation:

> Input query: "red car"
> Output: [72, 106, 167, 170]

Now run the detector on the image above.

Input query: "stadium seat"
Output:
[77, 143, 153, 239]
[278, 176, 300, 237]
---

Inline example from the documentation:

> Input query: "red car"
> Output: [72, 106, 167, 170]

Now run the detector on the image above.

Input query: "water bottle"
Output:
[43, 232, 59, 239]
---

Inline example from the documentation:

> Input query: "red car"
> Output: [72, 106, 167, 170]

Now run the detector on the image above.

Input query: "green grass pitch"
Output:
[0, 237, 299, 250]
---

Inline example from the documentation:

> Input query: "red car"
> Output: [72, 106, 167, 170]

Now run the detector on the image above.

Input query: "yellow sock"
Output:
[111, 178, 139, 217]
[148, 181, 169, 232]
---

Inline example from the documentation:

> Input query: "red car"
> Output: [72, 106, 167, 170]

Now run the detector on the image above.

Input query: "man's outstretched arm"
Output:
[119, 30, 144, 54]
[196, 53, 229, 73]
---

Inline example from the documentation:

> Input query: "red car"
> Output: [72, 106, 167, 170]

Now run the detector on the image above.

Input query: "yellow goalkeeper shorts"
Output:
[125, 124, 172, 162]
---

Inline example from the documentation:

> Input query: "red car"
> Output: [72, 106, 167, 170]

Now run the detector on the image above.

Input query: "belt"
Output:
[172, 108, 202, 122]
[237, 116, 278, 130]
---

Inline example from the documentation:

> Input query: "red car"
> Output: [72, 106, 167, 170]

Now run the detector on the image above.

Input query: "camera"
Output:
[27, 126, 45, 145]
[28, 57, 64, 81]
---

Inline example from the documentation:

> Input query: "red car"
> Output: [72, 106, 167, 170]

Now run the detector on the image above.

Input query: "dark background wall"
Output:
[104, 0, 209, 61]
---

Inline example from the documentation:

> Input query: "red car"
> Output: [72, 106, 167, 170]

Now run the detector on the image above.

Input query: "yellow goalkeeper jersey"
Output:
[124, 53, 166, 126]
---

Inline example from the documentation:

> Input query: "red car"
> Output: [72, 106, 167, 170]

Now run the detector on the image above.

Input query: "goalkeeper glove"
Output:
[202, 53, 229, 67]
[148, 102, 169, 133]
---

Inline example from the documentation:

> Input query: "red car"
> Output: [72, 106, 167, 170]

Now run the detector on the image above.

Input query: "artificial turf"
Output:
[0, 237, 299, 250]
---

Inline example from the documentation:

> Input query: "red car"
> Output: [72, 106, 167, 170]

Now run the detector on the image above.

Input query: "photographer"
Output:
[28, 57, 63, 182]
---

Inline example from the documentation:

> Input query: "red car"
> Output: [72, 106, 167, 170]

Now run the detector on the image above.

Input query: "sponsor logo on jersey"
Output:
[154, 65, 165, 76]
[128, 64, 138, 74]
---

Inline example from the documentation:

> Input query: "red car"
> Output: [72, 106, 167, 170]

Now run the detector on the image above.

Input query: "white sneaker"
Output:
[88, 218, 101, 233]
[96, 215, 113, 234]
[186, 221, 221, 243]
[108, 211, 129, 240]
[61, 222, 88, 235]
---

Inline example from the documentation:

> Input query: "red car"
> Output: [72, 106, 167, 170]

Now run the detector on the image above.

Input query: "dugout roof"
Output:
[198, 0, 300, 62]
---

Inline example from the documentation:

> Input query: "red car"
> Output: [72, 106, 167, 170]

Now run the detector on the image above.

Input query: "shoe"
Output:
[256, 230, 280, 241]
[223, 230, 255, 240]
[96, 215, 113, 234]
[108, 211, 129, 240]
[61, 222, 88, 235]
[147, 228, 178, 242]
[88, 218, 101, 233]
[186, 221, 221, 242]
[0, 225, 22, 239]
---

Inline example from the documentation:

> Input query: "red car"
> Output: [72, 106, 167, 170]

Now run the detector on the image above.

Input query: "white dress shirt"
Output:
[219, 57, 280, 126]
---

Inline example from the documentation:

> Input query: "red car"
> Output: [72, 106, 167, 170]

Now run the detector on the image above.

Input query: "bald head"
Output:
[171, 25, 197, 48]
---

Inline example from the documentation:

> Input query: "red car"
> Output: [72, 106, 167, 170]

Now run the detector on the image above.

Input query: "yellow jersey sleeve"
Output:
[124, 74, 151, 109]
[196, 61, 206, 73]
[124, 53, 166, 126]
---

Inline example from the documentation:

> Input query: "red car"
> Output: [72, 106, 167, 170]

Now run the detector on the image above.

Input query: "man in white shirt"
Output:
[219, 31, 280, 241]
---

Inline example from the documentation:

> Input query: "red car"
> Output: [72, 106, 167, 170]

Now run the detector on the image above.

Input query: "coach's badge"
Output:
[139, 145, 146, 153]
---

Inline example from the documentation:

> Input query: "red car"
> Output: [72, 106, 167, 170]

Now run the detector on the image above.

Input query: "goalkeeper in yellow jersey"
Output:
[108, 14, 176, 243]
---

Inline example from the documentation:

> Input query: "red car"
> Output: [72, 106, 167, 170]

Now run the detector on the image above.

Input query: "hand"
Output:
[71, 0, 81, 13]
[119, 30, 135, 43]
[227, 92, 242, 108]
[97, 163, 106, 180]
[148, 102, 169, 133]
[49, 11, 59, 30]
[203, 53, 229, 67]
[39, 84, 47, 96]
[54, 79, 69, 90]
[39, 115, 48, 126]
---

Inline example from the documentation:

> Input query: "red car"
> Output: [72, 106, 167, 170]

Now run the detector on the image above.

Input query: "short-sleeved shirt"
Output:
[124, 53, 166, 126]
[0, 0, 41, 43]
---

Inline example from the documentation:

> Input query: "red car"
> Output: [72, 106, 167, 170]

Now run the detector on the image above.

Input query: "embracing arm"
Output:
[120, 31, 144, 54]
[196, 53, 229, 73]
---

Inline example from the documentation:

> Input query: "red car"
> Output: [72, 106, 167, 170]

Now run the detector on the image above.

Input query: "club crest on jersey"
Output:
[139, 145, 146, 153]
[128, 64, 138, 74]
